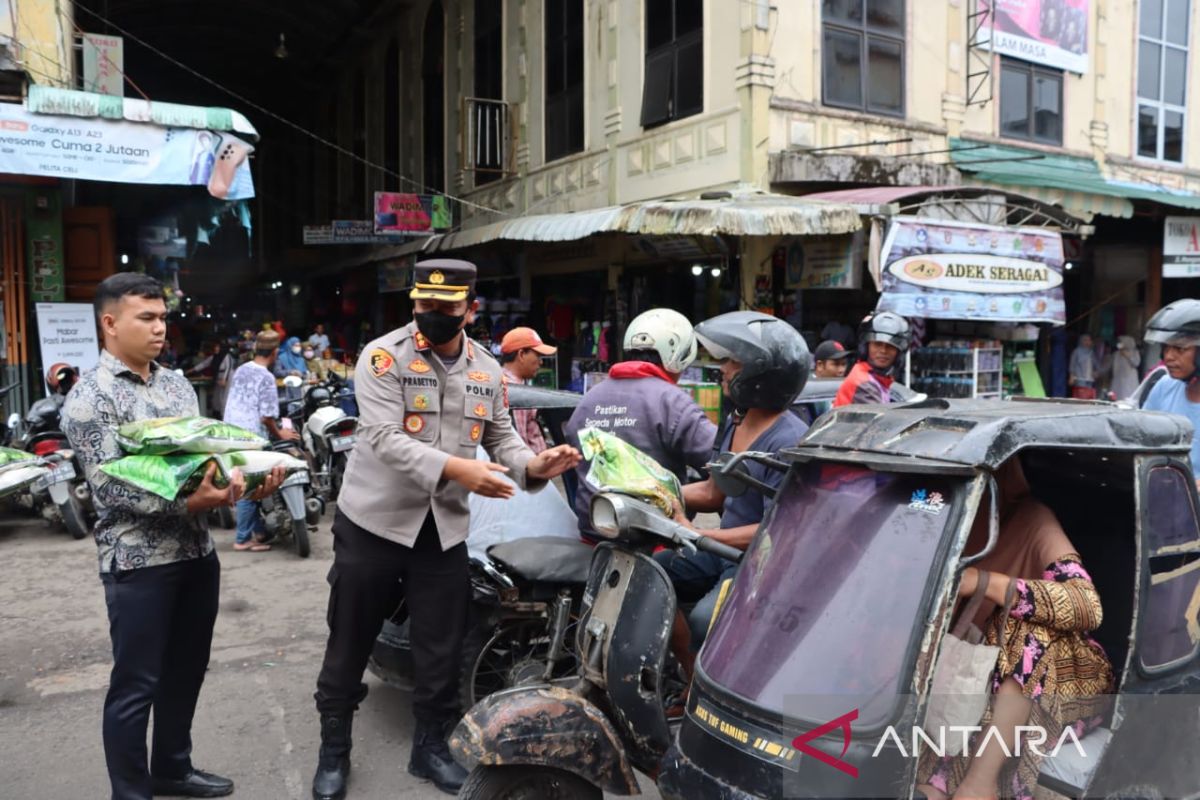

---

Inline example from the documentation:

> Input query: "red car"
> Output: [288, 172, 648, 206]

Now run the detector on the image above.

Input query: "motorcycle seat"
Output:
[487, 536, 594, 585]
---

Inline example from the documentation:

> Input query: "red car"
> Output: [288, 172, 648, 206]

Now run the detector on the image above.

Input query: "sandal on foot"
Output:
[233, 541, 271, 552]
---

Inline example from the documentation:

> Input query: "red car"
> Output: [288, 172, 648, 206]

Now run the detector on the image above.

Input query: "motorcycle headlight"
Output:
[589, 494, 622, 539]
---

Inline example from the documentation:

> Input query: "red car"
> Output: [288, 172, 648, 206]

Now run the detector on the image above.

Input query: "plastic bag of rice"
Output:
[226, 450, 307, 494]
[0, 463, 51, 498]
[116, 416, 267, 456]
[577, 427, 682, 517]
[0, 446, 37, 473]
[100, 453, 232, 501]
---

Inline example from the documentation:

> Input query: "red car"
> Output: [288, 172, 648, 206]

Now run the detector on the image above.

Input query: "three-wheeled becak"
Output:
[656, 398, 1200, 800]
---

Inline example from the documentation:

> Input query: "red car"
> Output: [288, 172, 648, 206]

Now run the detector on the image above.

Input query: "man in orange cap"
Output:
[499, 327, 557, 454]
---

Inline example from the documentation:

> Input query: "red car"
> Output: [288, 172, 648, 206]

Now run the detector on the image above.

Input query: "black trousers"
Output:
[100, 552, 220, 800]
[315, 509, 468, 726]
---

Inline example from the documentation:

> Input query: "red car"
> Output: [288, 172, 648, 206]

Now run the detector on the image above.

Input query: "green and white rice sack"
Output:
[226, 450, 308, 494]
[100, 450, 308, 501]
[0, 464, 49, 498]
[117, 416, 268, 456]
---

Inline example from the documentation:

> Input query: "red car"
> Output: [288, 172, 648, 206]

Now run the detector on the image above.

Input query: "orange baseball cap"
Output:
[501, 327, 557, 355]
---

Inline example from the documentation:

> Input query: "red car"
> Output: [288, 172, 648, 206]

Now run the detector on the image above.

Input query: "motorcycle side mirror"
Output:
[283, 375, 304, 389]
[709, 452, 751, 498]
[6, 412, 19, 430]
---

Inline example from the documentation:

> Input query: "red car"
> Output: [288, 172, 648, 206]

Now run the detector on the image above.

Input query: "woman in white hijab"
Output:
[1111, 335, 1141, 400]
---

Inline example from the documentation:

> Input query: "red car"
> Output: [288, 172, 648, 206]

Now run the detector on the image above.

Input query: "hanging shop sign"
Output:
[976, 0, 1089, 74]
[785, 232, 862, 290]
[35, 303, 100, 390]
[373, 192, 452, 235]
[82, 34, 124, 97]
[1164, 216, 1200, 278]
[302, 220, 424, 245]
[0, 102, 255, 199]
[877, 217, 1066, 324]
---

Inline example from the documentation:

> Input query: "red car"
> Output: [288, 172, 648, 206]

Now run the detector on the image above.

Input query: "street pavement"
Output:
[0, 513, 661, 799]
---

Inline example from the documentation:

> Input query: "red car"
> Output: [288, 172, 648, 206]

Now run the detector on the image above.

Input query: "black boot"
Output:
[407, 719, 468, 795]
[312, 713, 353, 800]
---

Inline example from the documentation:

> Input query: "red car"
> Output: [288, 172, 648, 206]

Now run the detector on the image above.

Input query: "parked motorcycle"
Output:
[298, 375, 358, 502]
[450, 491, 741, 798]
[369, 535, 595, 711]
[6, 365, 93, 539]
[253, 440, 323, 558]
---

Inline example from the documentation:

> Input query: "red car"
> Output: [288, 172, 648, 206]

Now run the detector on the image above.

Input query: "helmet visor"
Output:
[694, 332, 735, 362]
[1144, 329, 1200, 347]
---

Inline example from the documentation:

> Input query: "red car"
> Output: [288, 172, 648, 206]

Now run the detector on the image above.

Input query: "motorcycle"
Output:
[252, 439, 323, 559]
[298, 375, 358, 502]
[450, 491, 740, 799]
[6, 366, 93, 539]
[369, 535, 595, 711]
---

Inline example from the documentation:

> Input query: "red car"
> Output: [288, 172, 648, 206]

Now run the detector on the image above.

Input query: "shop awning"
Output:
[803, 184, 1083, 230]
[950, 138, 1200, 219]
[413, 190, 863, 254]
[26, 86, 259, 139]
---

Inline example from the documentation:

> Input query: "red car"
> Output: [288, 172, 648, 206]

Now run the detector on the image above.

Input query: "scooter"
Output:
[299, 375, 358, 502]
[450, 492, 741, 799]
[369, 535, 595, 711]
[254, 440, 323, 558]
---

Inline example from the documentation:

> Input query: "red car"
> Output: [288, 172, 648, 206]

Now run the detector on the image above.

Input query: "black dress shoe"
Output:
[151, 769, 234, 798]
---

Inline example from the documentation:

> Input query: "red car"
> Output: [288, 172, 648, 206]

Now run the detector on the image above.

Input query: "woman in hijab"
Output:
[275, 336, 309, 379]
[1111, 335, 1142, 400]
[919, 458, 1113, 800]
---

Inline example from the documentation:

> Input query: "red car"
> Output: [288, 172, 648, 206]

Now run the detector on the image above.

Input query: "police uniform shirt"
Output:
[336, 322, 544, 549]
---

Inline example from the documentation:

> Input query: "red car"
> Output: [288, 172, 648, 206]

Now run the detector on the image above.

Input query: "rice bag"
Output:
[0, 446, 37, 473]
[0, 464, 49, 498]
[100, 453, 231, 501]
[577, 427, 682, 516]
[116, 416, 267, 455]
[226, 450, 307, 493]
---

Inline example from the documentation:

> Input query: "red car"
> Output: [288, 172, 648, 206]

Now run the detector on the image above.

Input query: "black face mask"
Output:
[415, 310, 465, 346]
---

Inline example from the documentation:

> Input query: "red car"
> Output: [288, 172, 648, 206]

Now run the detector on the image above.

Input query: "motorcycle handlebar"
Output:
[693, 535, 743, 563]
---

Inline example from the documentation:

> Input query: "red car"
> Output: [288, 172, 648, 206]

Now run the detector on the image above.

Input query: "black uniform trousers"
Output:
[100, 551, 220, 800]
[315, 509, 469, 726]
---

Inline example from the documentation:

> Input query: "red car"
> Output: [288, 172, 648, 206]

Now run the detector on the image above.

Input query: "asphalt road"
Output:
[0, 513, 660, 799]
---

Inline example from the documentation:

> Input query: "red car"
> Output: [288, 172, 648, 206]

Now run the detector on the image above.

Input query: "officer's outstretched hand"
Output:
[444, 457, 515, 499]
[527, 445, 583, 481]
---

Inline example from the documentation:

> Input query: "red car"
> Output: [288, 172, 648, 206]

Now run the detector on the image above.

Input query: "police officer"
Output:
[311, 260, 581, 799]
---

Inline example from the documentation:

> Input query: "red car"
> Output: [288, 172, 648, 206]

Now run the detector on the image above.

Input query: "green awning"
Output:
[26, 85, 259, 140]
[950, 138, 1200, 219]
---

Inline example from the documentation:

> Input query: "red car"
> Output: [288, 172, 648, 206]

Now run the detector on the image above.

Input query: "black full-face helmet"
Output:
[1144, 299, 1200, 379]
[694, 311, 812, 413]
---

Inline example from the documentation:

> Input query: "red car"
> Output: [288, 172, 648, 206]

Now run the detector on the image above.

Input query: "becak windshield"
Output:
[698, 460, 965, 727]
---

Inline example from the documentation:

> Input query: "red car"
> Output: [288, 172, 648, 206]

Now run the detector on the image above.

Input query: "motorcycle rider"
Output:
[1137, 299, 1200, 476]
[834, 311, 911, 407]
[657, 311, 812, 675]
[311, 260, 580, 799]
[563, 308, 718, 542]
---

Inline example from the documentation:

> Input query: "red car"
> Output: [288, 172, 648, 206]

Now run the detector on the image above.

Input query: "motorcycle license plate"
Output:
[331, 435, 356, 452]
[48, 462, 75, 482]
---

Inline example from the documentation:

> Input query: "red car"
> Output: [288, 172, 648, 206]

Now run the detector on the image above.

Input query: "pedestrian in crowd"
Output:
[311, 260, 580, 799]
[310, 323, 331, 354]
[62, 273, 285, 800]
[563, 308, 718, 542]
[1068, 333, 1100, 400]
[657, 312, 812, 679]
[499, 326, 558, 454]
[276, 336, 309, 380]
[1111, 335, 1141, 400]
[834, 312, 911, 407]
[1137, 300, 1200, 478]
[812, 340, 851, 379]
[224, 331, 300, 553]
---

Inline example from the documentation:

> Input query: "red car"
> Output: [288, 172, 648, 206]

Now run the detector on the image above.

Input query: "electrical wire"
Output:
[72, 3, 508, 218]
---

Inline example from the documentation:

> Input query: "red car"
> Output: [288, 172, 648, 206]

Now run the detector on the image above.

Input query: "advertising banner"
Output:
[373, 192, 451, 235]
[877, 217, 1066, 324]
[978, 0, 1089, 74]
[1164, 216, 1200, 278]
[35, 303, 100, 391]
[0, 102, 255, 199]
[785, 233, 862, 290]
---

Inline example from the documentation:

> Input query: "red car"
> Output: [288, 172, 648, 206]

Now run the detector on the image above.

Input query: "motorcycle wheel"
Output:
[459, 617, 579, 711]
[458, 766, 601, 800]
[292, 518, 311, 558]
[59, 492, 89, 540]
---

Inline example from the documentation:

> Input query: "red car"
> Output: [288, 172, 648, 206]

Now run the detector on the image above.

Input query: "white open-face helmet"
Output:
[623, 308, 698, 374]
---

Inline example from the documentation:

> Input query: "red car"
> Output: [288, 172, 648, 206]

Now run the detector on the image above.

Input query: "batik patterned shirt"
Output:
[63, 349, 210, 573]
[222, 361, 278, 437]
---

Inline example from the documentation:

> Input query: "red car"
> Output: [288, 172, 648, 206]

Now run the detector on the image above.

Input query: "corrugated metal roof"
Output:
[426, 191, 862, 252]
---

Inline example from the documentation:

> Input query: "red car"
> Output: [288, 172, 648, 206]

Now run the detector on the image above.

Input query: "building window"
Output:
[473, 0, 504, 184]
[640, 0, 703, 128]
[1138, 0, 1189, 162]
[821, 0, 904, 117]
[545, 0, 584, 162]
[999, 57, 1062, 145]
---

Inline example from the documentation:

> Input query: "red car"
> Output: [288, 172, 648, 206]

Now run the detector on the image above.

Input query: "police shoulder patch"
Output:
[369, 349, 395, 378]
